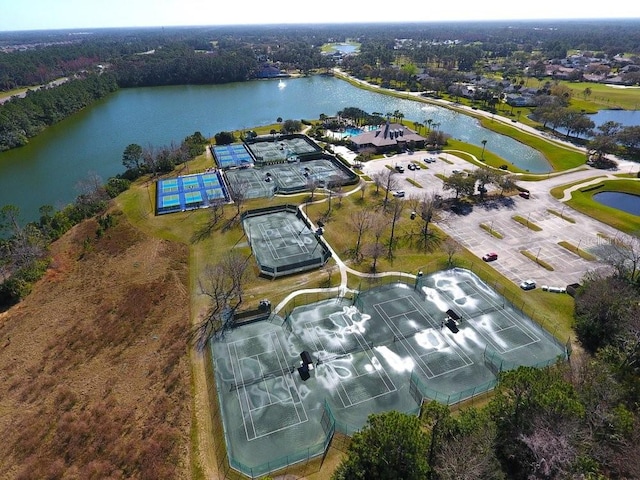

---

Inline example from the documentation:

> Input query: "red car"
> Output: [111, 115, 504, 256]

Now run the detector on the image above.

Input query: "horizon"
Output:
[1, 0, 639, 33]
[2, 18, 640, 35]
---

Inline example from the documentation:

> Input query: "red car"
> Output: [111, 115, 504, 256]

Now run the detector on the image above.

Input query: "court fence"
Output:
[482, 345, 567, 377]
[410, 370, 498, 406]
[245, 133, 323, 166]
[242, 204, 332, 279]
[207, 265, 573, 477]
[206, 337, 336, 479]
[280, 292, 355, 324]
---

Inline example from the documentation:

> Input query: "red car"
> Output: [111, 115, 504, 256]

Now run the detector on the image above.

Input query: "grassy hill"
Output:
[0, 211, 193, 479]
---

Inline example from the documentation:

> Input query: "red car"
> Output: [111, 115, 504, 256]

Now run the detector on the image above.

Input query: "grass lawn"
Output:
[562, 81, 640, 111]
[565, 179, 640, 234]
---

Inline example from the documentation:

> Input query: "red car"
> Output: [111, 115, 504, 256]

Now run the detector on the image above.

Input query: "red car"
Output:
[482, 252, 498, 262]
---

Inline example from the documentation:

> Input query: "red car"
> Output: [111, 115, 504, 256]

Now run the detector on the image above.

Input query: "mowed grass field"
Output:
[563, 178, 640, 234]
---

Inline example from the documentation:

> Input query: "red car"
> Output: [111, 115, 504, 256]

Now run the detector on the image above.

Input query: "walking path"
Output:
[272, 180, 416, 315]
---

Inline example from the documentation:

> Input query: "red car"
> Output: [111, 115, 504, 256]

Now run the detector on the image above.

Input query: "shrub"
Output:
[105, 177, 131, 198]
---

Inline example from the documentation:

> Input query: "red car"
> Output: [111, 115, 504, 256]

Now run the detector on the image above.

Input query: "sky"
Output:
[1, 0, 639, 32]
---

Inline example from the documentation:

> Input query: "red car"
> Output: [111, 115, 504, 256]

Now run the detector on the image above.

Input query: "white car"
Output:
[392, 190, 405, 198]
[520, 279, 536, 290]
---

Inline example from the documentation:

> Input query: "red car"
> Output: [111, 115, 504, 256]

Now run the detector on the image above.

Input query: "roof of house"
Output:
[349, 122, 426, 148]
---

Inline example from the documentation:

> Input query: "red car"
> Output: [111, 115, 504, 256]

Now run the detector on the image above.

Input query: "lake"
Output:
[0, 75, 551, 223]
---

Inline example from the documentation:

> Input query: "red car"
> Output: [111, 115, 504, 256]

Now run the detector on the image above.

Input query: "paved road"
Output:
[361, 151, 639, 289]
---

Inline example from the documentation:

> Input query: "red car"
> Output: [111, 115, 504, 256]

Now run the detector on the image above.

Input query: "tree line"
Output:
[0, 130, 207, 308]
[0, 72, 118, 150]
[2, 21, 640, 153]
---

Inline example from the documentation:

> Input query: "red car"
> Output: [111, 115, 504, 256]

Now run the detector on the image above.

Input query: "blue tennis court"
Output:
[156, 171, 229, 214]
[212, 144, 255, 169]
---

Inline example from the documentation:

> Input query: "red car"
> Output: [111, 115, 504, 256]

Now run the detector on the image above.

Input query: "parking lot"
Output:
[361, 152, 631, 289]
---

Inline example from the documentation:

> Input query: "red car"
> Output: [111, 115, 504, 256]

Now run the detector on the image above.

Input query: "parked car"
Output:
[392, 190, 405, 198]
[395, 165, 405, 173]
[452, 169, 462, 174]
[407, 163, 416, 171]
[519, 191, 530, 199]
[482, 252, 498, 262]
[520, 279, 536, 290]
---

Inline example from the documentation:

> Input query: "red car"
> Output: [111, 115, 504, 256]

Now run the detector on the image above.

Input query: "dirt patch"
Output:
[0, 211, 192, 479]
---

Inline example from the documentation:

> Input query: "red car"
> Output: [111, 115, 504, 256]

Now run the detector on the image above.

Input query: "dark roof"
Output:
[349, 122, 425, 149]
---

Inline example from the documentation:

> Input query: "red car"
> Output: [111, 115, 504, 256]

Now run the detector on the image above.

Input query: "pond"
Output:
[329, 43, 359, 54]
[589, 109, 640, 128]
[555, 109, 640, 139]
[593, 191, 640, 216]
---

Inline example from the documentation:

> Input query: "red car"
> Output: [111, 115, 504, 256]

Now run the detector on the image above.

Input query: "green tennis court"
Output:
[209, 268, 568, 478]
[241, 206, 331, 278]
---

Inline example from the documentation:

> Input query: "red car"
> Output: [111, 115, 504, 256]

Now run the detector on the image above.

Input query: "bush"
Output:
[0, 277, 32, 306]
[105, 177, 131, 198]
[214, 131, 235, 145]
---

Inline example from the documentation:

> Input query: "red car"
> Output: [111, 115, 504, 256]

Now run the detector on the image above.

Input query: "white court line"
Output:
[229, 331, 308, 441]
[462, 284, 542, 354]
[229, 342, 256, 440]
[373, 295, 474, 380]
[256, 219, 311, 261]
[270, 332, 308, 426]
[304, 317, 397, 409]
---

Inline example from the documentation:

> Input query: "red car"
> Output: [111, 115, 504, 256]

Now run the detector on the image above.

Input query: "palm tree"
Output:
[481, 139, 487, 160]
[426, 119, 433, 132]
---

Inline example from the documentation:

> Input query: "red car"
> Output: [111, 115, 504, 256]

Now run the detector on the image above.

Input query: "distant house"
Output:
[256, 63, 289, 79]
[505, 93, 536, 107]
[348, 122, 426, 153]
